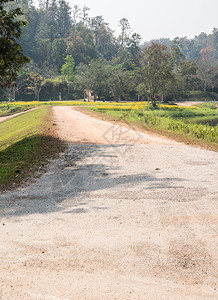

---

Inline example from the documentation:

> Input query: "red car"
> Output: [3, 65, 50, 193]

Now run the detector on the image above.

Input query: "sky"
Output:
[66, 0, 218, 42]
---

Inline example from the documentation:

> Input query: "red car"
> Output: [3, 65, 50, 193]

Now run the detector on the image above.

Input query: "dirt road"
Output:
[0, 106, 217, 299]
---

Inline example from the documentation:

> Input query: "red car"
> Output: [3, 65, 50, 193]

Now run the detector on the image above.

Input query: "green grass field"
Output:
[89, 102, 218, 145]
[0, 107, 65, 190]
[0, 103, 38, 117]
[0, 108, 47, 150]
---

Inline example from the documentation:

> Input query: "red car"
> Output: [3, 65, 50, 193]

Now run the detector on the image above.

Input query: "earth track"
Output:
[0, 106, 217, 299]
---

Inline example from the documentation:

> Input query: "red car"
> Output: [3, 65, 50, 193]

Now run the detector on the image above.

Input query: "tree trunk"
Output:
[151, 95, 156, 107]
[35, 88, 37, 101]
[13, 86, 16, 101]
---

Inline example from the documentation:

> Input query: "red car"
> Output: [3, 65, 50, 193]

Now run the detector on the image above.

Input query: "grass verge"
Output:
[0, 102, 38, 117]
[0, 107, 66, 191]
[78, 107, 218, 152]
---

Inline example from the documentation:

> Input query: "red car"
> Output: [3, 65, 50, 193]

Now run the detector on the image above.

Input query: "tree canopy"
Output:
[0, 0, 29, 88]
[137, 43, 175, 106]
[61, 55, 75, 81]
[0, 0, 218, 102]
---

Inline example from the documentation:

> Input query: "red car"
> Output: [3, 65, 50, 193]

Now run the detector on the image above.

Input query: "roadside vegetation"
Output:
[0, 102, 37, 117]
[0, 100, 217, 190]
[89, 102, 218, 145]
[1, 101, 217, 139]
[0, 100, 95, 117]
[0, 107, 65, 190]
[1, 101, 217, 146]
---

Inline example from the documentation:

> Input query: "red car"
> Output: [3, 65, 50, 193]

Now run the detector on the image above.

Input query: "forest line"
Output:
[1, 0, 218, 103]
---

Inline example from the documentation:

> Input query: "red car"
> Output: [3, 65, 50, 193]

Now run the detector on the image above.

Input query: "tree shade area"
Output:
[0, 0, 218, 103]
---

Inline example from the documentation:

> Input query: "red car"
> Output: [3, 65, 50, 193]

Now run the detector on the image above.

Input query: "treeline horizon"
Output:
[1, 0, 218, 102]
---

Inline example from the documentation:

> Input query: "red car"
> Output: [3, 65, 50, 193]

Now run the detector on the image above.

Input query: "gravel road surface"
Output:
[0, 106, 217, 299]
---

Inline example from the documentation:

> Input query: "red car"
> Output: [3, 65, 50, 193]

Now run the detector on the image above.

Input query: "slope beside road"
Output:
[0, 107, 39, 123]
[0, 106, 217, 299]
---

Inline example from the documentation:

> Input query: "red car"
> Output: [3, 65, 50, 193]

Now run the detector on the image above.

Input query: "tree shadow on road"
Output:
[0, 142, 185, 217]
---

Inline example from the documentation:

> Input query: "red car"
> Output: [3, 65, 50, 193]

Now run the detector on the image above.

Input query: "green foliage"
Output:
[61, 55, 75, 81]
[1, 0, 218, 102]
[35, 38, 52, 67]
[0, 103, 36, 117]
[52, 38, 67, 71]
[176, 59, 198, 93]
[44, 77, 63, 86]
[25, 72, 44, 101]
[0, 136, 43, 186]
[75, 60, 139, 100]
[41, 77, 76, 100]
[186, 116, 218, 126]
[187, 91, 218, 102]
[0, 107, 66, 189]
[137, 43, 175, 106]
[75, 58, 113, 99]
[92, 104, 218, 144]
[66, 24, 98, 65]
[197, 49, 218, 92]
[109, 67, 130, 100]
[0, 107, 47, 150]
[0, 0, 30, 87]
[167, 119, 217, 142]
[196, 102, 218, 109]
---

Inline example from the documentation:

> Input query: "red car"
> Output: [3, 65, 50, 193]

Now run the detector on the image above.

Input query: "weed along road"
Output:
[0, 106, 218, 299]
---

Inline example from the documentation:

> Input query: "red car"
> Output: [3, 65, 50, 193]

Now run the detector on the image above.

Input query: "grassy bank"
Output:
[0, 107, 65, 190]
[0, 102, 38, 117]
[0, 100, 97, 117]
[89, 102, 218, 146]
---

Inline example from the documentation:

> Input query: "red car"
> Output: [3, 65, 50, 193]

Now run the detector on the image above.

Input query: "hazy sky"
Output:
[67, 0, 218, 41]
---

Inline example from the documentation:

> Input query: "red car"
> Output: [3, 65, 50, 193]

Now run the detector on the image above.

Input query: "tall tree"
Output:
[52, 38, 67, 71]
[197, 47, 218, 91]
[96, 24, 117, 60]
[25, 72, 44, 101]
[109, 66, 135, 100]
[124, 33, 141, 69]
[81, 6, 90, 26]
[75, 58, 112, 100]
[176, 59, 198, 94]
[57, 0, 71, 37]
[72, 4, 80, 37]
[19, 3, 39, 60]
[138, 43, 175, 106]
[66, 23, 97, 66]
[119, 18, 130, 47]
[61, 55, 75, 81]
[90, 15, 104, 46]
[0, 0, 29, 87]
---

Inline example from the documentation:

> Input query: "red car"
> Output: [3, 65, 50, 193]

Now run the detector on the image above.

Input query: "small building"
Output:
[85, 90, 96, 101]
